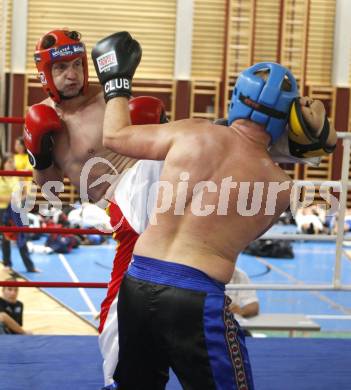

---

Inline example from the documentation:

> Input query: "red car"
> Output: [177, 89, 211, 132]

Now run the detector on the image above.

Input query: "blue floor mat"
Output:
[1, 335, 351, 390]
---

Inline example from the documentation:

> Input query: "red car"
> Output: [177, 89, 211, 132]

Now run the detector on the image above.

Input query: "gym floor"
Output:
[2, 228, 351, 390]
[7, 229, 351, 337]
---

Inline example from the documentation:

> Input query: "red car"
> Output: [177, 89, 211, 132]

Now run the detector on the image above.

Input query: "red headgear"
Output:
[34, 29, 89, 103]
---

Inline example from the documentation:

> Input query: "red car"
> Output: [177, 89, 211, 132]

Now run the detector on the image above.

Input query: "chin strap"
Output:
[288, 98, 336, 158]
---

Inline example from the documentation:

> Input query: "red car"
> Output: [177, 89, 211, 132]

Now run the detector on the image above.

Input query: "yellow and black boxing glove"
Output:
[288, 98, 336, 158]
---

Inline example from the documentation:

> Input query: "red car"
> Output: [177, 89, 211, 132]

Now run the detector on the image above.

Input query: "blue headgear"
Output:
[228, 62, 299, 143]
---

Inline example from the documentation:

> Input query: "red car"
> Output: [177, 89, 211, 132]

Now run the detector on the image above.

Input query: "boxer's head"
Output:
[2, 280, 19, 304]
[34, 29, 89, 103]
[0, 153, 15, 171]
[14, 136, 26, 154]
[228, 62, 299, 144]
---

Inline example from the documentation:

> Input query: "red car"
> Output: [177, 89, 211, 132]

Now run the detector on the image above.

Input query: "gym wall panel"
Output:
[26, 0, 177, 79]
[0, 0, 3, 66]
[306, 0, 336, 86]
[1, 0, 12, 72]
[280, 0, 308, 89]
[222, 0, 255, 114]
[191, 0, 226, 79]
[227, 0, 254, 78]
[253, 0, 280, 64]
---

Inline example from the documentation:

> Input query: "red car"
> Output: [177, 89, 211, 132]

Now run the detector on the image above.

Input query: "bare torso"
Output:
[40, 86, 136, 202]
[134, 119, 292, 283]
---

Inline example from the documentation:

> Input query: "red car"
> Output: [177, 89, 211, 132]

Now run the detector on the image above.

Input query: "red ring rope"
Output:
[0, 226, 112, 235]
[0, 170, 112, 235]
[0, 280, 107, 288]
[0, 116, 25, 124]
[0, 117, 111, 291]
[0, 170, 32, 177]
[0, 169, 73, 180]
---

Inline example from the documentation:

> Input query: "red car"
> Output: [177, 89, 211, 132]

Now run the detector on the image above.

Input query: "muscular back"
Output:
[135, 119, 292, 283]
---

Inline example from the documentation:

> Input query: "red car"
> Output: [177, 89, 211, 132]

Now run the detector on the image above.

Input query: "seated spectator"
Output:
[226, 268, 259, 318]
[332, 209, 351, 234]
[294, 205, 326, 234]
[27, 241, 53, 255]
[40, 206, 67, 226]
[45, 233, 80, 254]
[341, 214, 351, 233]
[67, 202, 112, 230]
[0, 280, 32, 334]
[277, 209, 295, 225]
[27, 212, 41, 228]
[80, 234, 107, 245]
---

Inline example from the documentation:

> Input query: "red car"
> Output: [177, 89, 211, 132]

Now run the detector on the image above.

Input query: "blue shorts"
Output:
[115, 255, 254, 390]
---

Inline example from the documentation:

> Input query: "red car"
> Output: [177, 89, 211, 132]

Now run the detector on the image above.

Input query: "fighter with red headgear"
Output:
[23, 29, 168, 389]
[24, 28, 167, 187]
[24, 28, 96, 170]
[34, 29, 89, 103]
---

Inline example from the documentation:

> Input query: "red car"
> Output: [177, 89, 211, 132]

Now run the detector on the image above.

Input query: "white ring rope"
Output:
[234, 132, 351, 291]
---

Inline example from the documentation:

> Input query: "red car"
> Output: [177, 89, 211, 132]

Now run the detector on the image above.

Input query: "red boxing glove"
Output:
[128, 96, 168, 125]
[24, 104, 62, 170]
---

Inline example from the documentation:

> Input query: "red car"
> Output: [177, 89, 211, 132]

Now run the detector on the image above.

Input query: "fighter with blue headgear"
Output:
[228, 62, 298, 144]
[226, 61, 336, 157]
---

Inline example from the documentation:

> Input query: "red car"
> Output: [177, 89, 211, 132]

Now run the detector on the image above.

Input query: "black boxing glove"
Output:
[91, 31, 142, 102]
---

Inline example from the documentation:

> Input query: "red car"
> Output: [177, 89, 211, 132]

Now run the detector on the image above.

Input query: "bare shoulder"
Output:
[83, 85, 104, 106]
[174, 118, 221, 138]
[88, 85, 104, 100]
[171, 119, 228, 160]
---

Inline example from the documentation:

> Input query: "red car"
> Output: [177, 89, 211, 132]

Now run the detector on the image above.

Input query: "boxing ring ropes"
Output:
[0, 115, 351, 296]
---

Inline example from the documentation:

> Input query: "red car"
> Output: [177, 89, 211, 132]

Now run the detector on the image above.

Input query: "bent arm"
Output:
[0, 312, 28, 334]
[230, 301, 259, 318]
[102, 97, 180, 160]
[240, 302, 259, 318]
